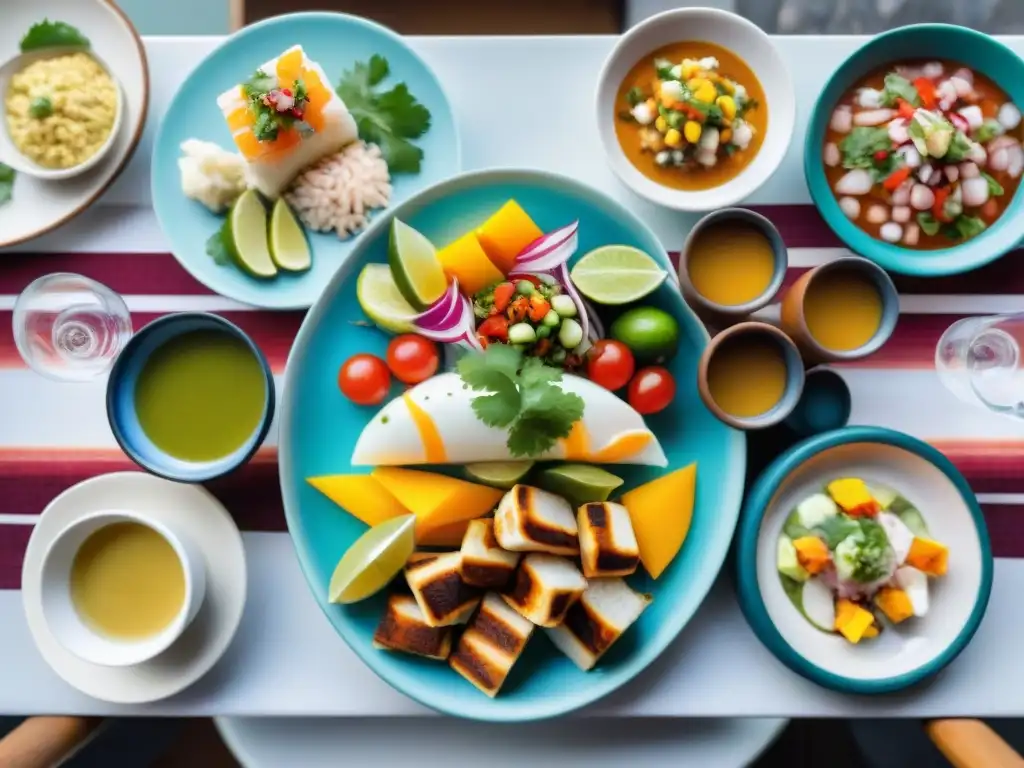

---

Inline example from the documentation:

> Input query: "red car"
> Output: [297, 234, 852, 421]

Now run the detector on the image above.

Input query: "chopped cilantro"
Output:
[205, 228, 230, 266]
[950, 214, 987, 239]
[917, 212, 940, 237]
[456, 345, 584, 458]
[840, 126, 895, 179]
[625, 87, 645, 107]
[337, 54, 432, 174]
[974, 119, 1003, 144]
[944, 131, 975, 163]
[880, 73, 919, 108]
[653, 58, 675, 80]
[253, 110, 279, 142]
[981, 171, 1005, 197]
[0, 163, 14, 207]
[243, 69, 277, 99]
[28, 96, 52, 119]
[20, 20, 90, 52]
[292, 78, 308, 103]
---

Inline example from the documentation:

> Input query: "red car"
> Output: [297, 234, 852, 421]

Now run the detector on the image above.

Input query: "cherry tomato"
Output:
[386, 334, 440, 384]
[587, 340, 635, 391]
[628, 366, 676, 415]
[338, 354, 391, 405]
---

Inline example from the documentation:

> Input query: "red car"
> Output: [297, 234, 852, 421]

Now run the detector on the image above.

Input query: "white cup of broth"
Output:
[39, 510, 206, 667]
[678, 208, 788, 326]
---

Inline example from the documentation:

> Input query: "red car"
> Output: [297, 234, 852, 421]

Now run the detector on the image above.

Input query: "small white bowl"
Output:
[39, 509, 207, 668]
[594, 8, 795, 212]
[0, 46, 124, 181]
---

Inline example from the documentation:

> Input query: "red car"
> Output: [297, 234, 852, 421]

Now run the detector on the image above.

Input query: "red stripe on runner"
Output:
[0, 253, 213, 296]
[0, 525, 32, 590]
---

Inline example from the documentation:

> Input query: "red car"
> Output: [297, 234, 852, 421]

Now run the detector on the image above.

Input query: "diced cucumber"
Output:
[817, 514, 862, 549]
[777, 535, 809, 582]
[887, 495, 912, 515]
[780, 574, 805, 610]
[867, 483, 899, 510]
[801, 578, 838, 632]
[783, 510, 811, 541]
[898, 507, 929, 538]
[797, 493, 839, 529]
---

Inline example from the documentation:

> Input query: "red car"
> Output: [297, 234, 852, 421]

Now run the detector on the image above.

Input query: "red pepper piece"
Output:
[896, 98, 916, 121]
[478, 315, 509, 342]
[913, 77, 936, 109]
[883, 166, 911, 191]
[507, 297, 530, 324]
[492, 282, 516, 313]
[933, 187, 952, 222]
[528, 295, 551, 323]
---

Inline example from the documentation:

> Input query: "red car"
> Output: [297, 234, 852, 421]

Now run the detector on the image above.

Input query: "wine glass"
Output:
[12, 273, 133, 382]
[935, 313, 1024, 418]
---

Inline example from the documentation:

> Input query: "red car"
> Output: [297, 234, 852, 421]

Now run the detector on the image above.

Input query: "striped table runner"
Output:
[1, 203, 1022, 590]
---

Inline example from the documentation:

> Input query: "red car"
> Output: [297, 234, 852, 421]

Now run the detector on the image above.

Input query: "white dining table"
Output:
[2, 33, 1024, 720]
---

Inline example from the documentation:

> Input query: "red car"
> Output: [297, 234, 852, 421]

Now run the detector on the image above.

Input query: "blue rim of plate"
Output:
[150, 11, 460, 309]
[734, 425, 994, 694]
[277, 167, 747, 721]
[803, 23, 1024, 277]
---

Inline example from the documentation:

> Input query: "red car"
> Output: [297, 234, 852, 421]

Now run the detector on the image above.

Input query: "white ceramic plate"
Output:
[594, 7, 795, 212]
[0, 0, 148, 247]
[216, 716, 789, 768]
[21, 471, 247, 704]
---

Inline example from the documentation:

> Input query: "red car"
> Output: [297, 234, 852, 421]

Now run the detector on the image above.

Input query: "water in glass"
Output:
[13, 273, 133, 382]
[936, 313, 1024, 418]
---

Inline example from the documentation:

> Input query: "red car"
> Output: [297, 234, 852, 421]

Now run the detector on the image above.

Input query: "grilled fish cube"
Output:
[460, 519, 520, 588]
[501, 553, 586, 627]
[405, 551, 481, 627]
[545, 578, 651, 670]
[449, 593, 534, 697]
[578, 502, 640, 578]
[494, 485, 579, 556]
[372, 594, 452, 660]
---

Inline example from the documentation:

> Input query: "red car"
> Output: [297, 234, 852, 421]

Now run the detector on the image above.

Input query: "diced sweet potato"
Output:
[833, 598, 876, 644]
[906, 537, 948, 576]
[792, 536, 830, 575]
[875, 587, 914, 624]
[826, 478, 880, 518]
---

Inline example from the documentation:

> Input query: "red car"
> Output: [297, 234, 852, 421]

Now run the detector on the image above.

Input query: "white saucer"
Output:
[22, 471, 247, 704]
[0, 0, 149, 247]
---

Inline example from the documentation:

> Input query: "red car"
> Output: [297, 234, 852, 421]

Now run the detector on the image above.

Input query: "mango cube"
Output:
[834, 598, 876, 644]
[906, 537, 948, 576]
[620, 463, 696, 579]
[437, 233, 504, 295]
[875, 587, 914, 624]
[792, 536, 830, 575]
[475, 200, 544, 274]
[826, 478, 880, 518]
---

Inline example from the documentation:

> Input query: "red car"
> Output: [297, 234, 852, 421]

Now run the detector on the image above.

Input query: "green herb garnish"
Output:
[981, 171, 1005, 197]
[974, 119, 1003, 144]
[337, 54, 432, 174]
[28, 96, 52, 119]
[835, 518, 894, 584]
[653, 58, 675, 80]
[0, 163, 14, 207]
[20, 20, 90, 52]
[917, 212, 940, 237]
[944, 131, 975, 163]
[456, 344, 584, 458]
[625, 87, 645, 107]
[205, 228, 230, 266]
[840, 126, 892, 170]
[880, 73, 919, 108]
[949, 214, 987, 240]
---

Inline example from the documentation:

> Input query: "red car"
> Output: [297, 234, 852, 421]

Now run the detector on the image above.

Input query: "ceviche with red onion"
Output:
[823, 60, 1023, 249]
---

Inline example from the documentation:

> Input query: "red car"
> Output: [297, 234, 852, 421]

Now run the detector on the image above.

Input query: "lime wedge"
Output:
[357, 264, 419, 333]
[223, 189, 276, 279]
[268, 198, 311, 272]
[328, 514, 416, 604]
[388, 218, 447, 311]
[537, 464, 624, 509]
[464, 461, 535, 489]
[569, 245, 667, 305]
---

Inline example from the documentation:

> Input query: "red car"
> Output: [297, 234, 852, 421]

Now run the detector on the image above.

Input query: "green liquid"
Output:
[135, 330, 266, 462]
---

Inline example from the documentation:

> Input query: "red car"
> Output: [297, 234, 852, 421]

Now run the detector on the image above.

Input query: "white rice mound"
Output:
[285, 141, 392, 239]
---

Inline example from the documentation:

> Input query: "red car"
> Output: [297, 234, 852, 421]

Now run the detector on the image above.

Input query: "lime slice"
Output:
[268, 198, 311, 272]
[328, 514, 416, 604]
[569, 245, 667, 305]
[537, 464, 624, 509]
[464, 461, 535, 489]
[388, 218, 447, 311]
[223, 189, 276, 279]
[357, 264, 419, 333]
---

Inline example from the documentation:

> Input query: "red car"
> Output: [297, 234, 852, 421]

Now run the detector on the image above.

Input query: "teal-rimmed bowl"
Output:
[804, 25, 1024, 276]
[278, 168, 746, 720]
[735, 426, 993, 694]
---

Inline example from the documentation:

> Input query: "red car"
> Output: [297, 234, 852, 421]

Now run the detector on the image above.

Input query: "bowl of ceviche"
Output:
[805, 24, 1024, 276]
[735, 426, 993, 695]
[595, 7, 795, 212]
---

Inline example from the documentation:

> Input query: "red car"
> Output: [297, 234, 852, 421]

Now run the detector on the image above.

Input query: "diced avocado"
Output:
[817, 514, 862, 549]
[797, 493, 839, 529]
[898, 507, 929, 537]
[783, 510, 811, 541]
[777, 535, 810, 582]
[867, 483, 899, 510]
[887, 495, 912, 515]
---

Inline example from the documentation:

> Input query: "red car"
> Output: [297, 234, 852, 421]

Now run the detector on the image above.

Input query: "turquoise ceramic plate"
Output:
[805, 24, 1024, 276]
[735, 426, 993, 694]
[151, 12, 459, 309]
[278, 169, 746, 721]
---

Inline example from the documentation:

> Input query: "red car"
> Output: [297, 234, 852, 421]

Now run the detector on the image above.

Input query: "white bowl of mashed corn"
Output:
[0, 46, 123, 180]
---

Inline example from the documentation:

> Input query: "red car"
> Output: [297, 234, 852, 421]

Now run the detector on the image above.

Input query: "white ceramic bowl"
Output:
[595, 8, 795, 212]
[0, 46, 124, 180]
[39, 509, 207, 667]
[735, 427, 993, 694]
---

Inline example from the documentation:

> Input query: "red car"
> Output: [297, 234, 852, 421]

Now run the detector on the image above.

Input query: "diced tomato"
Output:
[897, 98, 916, 120]
[507, 296, 529, 323]
[478, 315, 509, 341]
[528, 295, 550, 323]
[874, 150, 890, 162]
[981, 99, 999, 119]
[913, 77, 936, 109]
[933, 187, 952, 222]
[981, 198, 1000, 222]
[533, 338, 553, 357]
[883, 166, 911, 191]
[476, 335, 489, 349]
[493, 282, 516, 313]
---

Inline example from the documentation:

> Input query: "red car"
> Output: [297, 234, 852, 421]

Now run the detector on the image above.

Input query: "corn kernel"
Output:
[719, 79, 735, 95]
[664, 128, 682, 147]
[654, 115, 668, 133]
[681, 62, 700, 80]
[645, 97, 656, 111]
[720, 128, 732, 144]
[683, 120, 702, 144]
[717, 95, 737, 121]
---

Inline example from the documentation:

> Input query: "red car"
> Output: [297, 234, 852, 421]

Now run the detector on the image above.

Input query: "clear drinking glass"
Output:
[12, 273, 133, 382]
[935, 313, 1024, 418]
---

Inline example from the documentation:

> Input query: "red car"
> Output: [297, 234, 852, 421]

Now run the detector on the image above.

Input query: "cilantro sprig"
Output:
[20, 20, 90, 52]
[336, 54, 432, 174]
[457, 345, 584, 458]
[0, 163, 15, 207]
